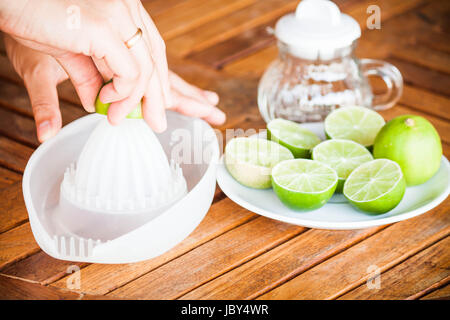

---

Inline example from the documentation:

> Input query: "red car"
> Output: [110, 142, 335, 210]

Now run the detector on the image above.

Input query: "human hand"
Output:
[1, 0, 171, 130]
[4, 35, 225, 143]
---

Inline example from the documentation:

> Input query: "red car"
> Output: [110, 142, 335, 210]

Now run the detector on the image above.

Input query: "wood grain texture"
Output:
[0, 223, 40, 270]
[188, 17, 277, 69]
[108, 217, 306, 299]
[259, 205, 450, 300]
[0, 275, 81, 300]
[0, 183, 27, 234]
[180, 226, 384, 300]
[0, 78, 86, 124]
[399, 85, 450, 121]
[152, 0, 257, 40]
[0, 251, 87, 285]
[421, 283, 450, 300]
[51, 198, 256, 295]
[339, 237, 450, 299]
[0, 167, 21, 190]
[0, 107, 38, 147]
[387, 57, 450, 97]
[0, 136, 33, 173]
[166, 0, 299, 57]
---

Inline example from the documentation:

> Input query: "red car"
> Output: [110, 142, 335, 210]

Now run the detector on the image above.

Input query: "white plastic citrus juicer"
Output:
[22, 92, 219, 264]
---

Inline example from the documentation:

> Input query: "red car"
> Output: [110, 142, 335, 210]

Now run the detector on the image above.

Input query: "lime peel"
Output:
[225, 137, 294, 189]
[271, 159, 338, 210]
[324, 106, 385, 147]
[267, 118, 321, 158]
[95, 81, 143, 119]
[343, 159, 406, 214]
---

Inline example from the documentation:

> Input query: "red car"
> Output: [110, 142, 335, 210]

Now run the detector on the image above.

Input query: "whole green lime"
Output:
[373, 115, 442, 186]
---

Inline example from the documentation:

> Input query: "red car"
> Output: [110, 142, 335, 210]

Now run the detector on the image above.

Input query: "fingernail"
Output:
[216, 109, 226, 124]
[153, 114, 167, 133]
[205, 91, 219, 105]
[38, 120, 54, 142]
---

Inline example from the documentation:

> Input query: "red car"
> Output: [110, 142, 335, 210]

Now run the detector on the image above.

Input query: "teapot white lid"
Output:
[275, 0, 361, 58]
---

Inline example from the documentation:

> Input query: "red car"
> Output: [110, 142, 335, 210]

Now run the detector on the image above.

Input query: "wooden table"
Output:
[0, 0, 449, 300]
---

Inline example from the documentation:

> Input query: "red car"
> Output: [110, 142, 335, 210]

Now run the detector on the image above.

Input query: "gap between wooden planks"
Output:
[175, 204, 449, 300]
[339, 237, 450, 300]
[188, 0, 433, 70]
[256, 206, 449, 300]
[166, 0, 300, 58]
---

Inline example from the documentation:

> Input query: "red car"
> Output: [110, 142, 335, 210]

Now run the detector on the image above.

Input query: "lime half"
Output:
[225, 137, 294, 189]
[324, 106, 385, 147]
[95, 81, 143, 119]
[343, 159, 406, 214]
[267, 118, 321, 158]
[271, 159, 338, 210]
[312, 139, 373, 192]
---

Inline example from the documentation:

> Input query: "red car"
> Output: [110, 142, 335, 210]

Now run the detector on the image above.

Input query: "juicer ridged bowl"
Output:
[60, 118, 187, 213]
[22, 112, 219, 263]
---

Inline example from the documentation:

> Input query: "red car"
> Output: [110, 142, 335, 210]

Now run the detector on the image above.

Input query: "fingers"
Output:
[169, 71, 225, 125]
[142, 71, 167, 132]
[138, 2, 171, 106]
[169, 71, 219, 105]
[56, 53, 103, 112]
[97, 1, 165, 125]
[171, 89, 226, 125]
[23, 73, 62, 143]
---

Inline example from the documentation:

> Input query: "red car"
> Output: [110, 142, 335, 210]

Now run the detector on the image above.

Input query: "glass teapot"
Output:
[258, 0, 403, 123]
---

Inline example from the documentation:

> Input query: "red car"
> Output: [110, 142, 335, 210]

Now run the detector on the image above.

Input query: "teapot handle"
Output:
[360, 59, 403, 111]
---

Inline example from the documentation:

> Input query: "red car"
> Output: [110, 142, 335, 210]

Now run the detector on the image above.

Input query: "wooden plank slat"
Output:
[166, 0, 299, 58]
[0, 136, 33, 173]
[51, 198, 256, 295]
[421, 284, 450, 300]
[0, 167, 21, 190]
[399, 85, 450, 121]
[418, 0, 450, 34]
[0, 183, 27, 234]
[223, 45, 276, 78]
[0, 251, 87, 285]
[407, 276, 450, 300]
[392, 45, 450, 75]
[180, 225, 384, 300]
[143, 0, 189, 16]
[0, 275, 81, 300]
[0, 78, 87, 124]
[189, 0, 427, 70]
[339, 237, 450, 299]
[387, 57, 450, 97]
[258, 204, 449, 300]
[188, 17, 277, 69]
[107, 217, 306, 299]
[0, 107, 38, 147]
[151, 0, 257, 40]
[345, 0, 426, 29]
[221, 0, 427, 73]
[0, 223, 39, 270]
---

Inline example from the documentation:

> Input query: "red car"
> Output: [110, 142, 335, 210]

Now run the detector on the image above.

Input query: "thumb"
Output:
[23, 72, 62, 143]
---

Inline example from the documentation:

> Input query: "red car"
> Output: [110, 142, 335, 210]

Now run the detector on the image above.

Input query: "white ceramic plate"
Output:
[216, 122, 450, 230]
